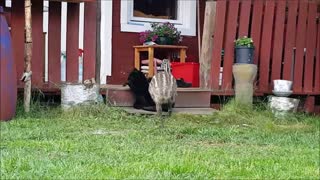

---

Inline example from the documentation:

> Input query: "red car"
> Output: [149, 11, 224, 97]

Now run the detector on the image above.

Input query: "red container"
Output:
[0, 6, 17, 121]
[171, 62, 199, 87]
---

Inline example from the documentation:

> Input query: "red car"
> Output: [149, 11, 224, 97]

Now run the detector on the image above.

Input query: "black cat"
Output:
[124, 68, 155, 109]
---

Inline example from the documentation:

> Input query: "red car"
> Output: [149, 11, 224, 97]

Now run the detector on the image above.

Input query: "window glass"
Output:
[133, 0, 178, 20]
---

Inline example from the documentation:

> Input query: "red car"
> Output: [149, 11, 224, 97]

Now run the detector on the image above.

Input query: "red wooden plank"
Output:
[32, 0, 44, 86]
[315, 18, 320, 93]
[303, 2, 317, 93]
[282, 0, 298, 80]
[259, 1, 275, 92]
[10, 1, 24, 86]
[221, 0, 240, 90]
[211, 0, 227, 90]
[48, 1, 61, 85]
[293, 1, 308, 93]
[304, 96, 315, 113]
[66, 3, 80, 82]
[83, 2, 97, 81]
[271, 0, 286, 81]
[238, 0, 251, 37]
[250, 0, 264, 65]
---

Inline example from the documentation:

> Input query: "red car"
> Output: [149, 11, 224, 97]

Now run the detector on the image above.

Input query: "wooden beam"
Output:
[199, 1, 216, 89]
[24, 0, 32, 112]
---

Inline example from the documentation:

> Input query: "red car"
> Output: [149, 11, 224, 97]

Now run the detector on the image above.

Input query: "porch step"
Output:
[102, 85, 211, 108]
[122, 107, 217, 115]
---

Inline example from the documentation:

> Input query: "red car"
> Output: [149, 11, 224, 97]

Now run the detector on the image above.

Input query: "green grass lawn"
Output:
[1, 101, 319, 179]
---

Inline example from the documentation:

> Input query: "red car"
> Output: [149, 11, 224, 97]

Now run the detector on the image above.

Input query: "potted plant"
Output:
[139, 22, 182, 45]
[234, 36, 254, 64]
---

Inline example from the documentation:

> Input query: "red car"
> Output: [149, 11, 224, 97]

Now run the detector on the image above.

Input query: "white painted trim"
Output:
[100, 0, 113, 84]
[120, 0, 196, 36]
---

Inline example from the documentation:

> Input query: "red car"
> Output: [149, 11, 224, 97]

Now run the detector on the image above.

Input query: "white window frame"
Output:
[120, 0, 196, 36]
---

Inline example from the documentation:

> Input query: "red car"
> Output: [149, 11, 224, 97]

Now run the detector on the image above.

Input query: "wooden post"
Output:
[180, 49, 186, 63]
[199, 1, 216, 89]
[304, 96, 315, 114]
[148, 47, 154, 78]
[23, 0, 32, 112]
[134, 48, 140, 70]
[95, 0, 101, 84]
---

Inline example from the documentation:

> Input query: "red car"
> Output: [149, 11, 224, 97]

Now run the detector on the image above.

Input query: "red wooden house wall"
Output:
[107, 0, 206, 84]
[211, 0, 320, 96]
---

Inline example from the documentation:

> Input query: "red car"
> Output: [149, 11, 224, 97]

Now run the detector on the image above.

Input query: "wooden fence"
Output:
[211, 0, 320, 95]
[0, 0, 97, 91]
[1, 0, 319, 97]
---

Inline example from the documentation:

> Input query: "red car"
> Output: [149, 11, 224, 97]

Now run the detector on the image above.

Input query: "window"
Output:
[121, 0, 196, 36]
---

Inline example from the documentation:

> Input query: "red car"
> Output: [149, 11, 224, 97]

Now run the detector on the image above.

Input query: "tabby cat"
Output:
[148, 59, 177, 120]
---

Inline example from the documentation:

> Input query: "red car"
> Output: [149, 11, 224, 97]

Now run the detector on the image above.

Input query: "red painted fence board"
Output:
[259, 1, 275, 92]
[83, 2, 97, 81]
[66, 3, 80, 83]
[304, 2, 317, 92]
[315, 19, 320, 93]
[293, 1, 308, 93]
[271, 0, 286, 81]
[282, 0, 298, 81]
[32, 0, 45, 86]
[48, 1, 61, 86]
[210, 0, 318, 96]
[211, 0, 227, 90]
[222, 0, 239, 90]
[238, 0, 251, 37]
[250, 0, 264, 66]
[10, 1, 24, 87]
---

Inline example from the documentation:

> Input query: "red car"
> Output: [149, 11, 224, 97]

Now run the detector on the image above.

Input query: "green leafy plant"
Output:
[235, 36, 254, 48]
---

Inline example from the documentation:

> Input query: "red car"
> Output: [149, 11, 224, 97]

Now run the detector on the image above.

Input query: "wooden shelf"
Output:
[133, 45, 188, 49]
[134, 45, 188, 77]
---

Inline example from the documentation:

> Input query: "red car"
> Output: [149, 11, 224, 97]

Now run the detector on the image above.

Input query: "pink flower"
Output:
[151, 35, 158, 42]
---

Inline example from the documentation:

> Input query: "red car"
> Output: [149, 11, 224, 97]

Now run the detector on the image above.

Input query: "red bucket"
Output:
[171, 62, 199, 87]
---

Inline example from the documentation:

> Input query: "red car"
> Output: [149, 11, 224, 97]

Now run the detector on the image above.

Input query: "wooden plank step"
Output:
[123, 107, 217, 115]
[102, 85, 211, 108]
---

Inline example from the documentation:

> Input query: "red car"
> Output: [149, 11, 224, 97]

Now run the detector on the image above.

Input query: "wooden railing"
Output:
[211, 0, 320, 95]
[0, 0, 97, 91]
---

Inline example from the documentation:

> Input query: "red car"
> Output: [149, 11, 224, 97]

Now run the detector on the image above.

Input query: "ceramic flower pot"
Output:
[273, 80, 293, 92]
[156, 36, 173, 45]
[235, 46, 254, 64]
